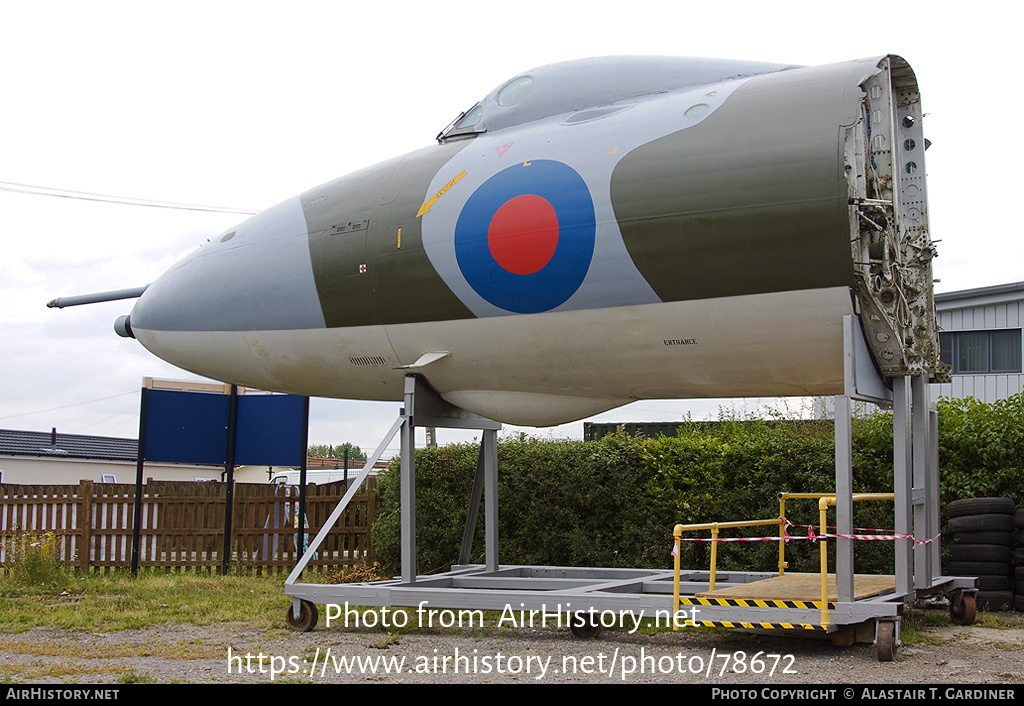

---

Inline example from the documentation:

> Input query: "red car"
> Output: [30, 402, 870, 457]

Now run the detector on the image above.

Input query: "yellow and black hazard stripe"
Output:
[695, 620, 827, 631]
[678, 596, 836, 610]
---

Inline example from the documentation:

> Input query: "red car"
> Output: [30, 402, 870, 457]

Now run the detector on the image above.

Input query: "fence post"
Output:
[79, 480, 93, 573]
[5, 479, 377, 573]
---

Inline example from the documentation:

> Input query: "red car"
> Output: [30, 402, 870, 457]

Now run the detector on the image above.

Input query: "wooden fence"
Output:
[0, 479, 376, 573]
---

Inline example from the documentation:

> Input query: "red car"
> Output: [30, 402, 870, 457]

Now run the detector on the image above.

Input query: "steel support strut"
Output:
[286, 374, 501, 588]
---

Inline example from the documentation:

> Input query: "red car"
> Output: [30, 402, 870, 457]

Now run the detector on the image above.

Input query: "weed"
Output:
[320, 562, 389, 584]
[1, 531, 73, 590]
[369, 632, 402, 649]
[116, 670, 157, 684]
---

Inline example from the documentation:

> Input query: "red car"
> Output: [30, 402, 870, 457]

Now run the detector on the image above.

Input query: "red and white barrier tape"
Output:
[671, 519, 940, 556]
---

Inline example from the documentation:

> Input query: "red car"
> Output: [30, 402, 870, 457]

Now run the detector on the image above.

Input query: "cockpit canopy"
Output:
[438, 55, 795, 141]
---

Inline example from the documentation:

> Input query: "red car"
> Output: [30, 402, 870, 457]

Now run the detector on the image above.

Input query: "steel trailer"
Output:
[284, 319, 976, 661]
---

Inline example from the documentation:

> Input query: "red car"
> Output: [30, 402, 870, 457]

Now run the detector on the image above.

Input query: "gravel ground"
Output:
[1, 609, 1023, 685]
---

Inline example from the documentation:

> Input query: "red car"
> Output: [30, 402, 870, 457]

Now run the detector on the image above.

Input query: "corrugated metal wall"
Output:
[933, 295, 1024, 403]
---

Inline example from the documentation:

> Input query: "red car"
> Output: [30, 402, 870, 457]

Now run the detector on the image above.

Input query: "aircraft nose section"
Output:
[129, 197, 325, 336]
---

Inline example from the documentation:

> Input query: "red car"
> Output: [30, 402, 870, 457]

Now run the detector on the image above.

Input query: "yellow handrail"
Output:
[777, 492, 895, 582]
[672, 491, 897, 630]
[672, 517, 783, 630]
[673, 518, 785, 591]
[818, 496, 833, 627]
[782, 492, 895, 627]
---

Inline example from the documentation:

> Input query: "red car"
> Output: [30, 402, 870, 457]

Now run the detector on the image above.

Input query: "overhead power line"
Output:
[0, 180, 260, 215]
[0, 391, 138, 422]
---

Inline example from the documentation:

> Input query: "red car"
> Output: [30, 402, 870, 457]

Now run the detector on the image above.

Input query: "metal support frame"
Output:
[892, 377, 913, 597]
[286, 375, 501, 591]
[285, 327, 970, 641]
[841, 316, 970, 605]
[459, 445, 487, 566]
[399, 375, 501, 582]
[912, 374, 931, 589]
[836, 315, 893, 603]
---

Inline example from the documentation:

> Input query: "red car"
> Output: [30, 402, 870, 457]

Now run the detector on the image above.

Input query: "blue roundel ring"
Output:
[454, 160, 596, 313]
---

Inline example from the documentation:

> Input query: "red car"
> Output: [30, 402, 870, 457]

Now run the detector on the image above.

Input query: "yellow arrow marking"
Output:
[607, 147, 617, 155]
[417, 170, 467, 217]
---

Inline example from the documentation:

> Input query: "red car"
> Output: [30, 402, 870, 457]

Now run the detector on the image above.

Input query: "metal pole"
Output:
[222, 385, 238, 574]
[131, 388, 148, 577]
[459, 444, 487, 565]
[483, 428, 498, 572]
[285, 417, 402, 586]
[912, 374, 931, 590]
[298, 397, 310, 563]
[400, 377, 417, 583]
[892, 377, 913, 597]
[928, 404, 941, 582]
[834, 394, 854, 603]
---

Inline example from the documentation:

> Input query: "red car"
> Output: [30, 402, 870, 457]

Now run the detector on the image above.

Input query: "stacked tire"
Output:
[1016, 508, 1024, 612]
[945, 497, 1016, 611]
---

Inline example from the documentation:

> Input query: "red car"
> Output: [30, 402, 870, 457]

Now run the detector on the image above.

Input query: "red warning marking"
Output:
[495, 143, 514, 157]
[487, 194, 559, 275]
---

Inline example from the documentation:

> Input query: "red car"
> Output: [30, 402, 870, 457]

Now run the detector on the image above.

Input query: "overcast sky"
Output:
[1, 1, 1019, 456]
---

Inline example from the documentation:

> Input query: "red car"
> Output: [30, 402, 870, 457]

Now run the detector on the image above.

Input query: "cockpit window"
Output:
[454, 104, 483, 129]
[438, 103, 484, 142]
[497, 76, 532, 107]
[437, 57, 793, 143]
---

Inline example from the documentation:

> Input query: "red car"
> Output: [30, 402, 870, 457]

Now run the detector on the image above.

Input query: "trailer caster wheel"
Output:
[569, 613, 603, 639]
[950, 593, 976, 626]
[285, 600, 318, 632]
[876, 621, 897, 662]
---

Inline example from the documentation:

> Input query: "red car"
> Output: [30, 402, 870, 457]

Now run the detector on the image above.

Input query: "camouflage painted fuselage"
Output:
[127, 55, 942, 425]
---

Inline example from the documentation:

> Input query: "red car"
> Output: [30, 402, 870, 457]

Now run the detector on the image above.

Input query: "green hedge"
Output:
[372, 393, 1024, 576]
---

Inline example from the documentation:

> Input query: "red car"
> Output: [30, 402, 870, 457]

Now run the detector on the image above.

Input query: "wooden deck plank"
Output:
[697, 573, 896, 601]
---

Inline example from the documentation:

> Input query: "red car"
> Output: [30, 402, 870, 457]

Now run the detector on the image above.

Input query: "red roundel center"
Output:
[487, 194, 559, 275]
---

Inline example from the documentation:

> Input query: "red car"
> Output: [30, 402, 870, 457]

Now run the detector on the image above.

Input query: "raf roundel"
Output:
[454, 160, 596, 313]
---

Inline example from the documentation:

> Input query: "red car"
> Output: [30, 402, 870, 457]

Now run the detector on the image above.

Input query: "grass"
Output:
[1, 567, 1021, 641]
[1, 659, 124, 682]
[116, 670, 157, 684]
[899, 604, 1024, 650]
[0, 570, 288, 632]
[899, 616, 946, 647]
[0, 568, 1021, 684]
[0, 571, 751, 644]
[368, 632, 403, 649]
[973, 609, 1024, 629]
[0, 636, 220, 660]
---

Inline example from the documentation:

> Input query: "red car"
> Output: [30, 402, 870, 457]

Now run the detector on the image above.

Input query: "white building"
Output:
[0, 428, 355, 486]
[932, 281, 1024, 403]
[0, 428, 223, 485]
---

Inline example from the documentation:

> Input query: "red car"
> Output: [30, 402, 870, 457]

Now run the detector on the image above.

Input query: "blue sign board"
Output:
[142, 389, 306, 466]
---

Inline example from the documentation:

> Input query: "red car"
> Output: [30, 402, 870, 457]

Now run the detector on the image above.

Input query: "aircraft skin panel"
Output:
[131, 286, 852, 426]
[611, 59, 868, 302]
[301, 142, 478, 329]
[413, 74, 754, 317]
[117, 54, 945, 425]
[129, 57, 865, 333]
[129, 197, 325, 333]
[472, 56, 794, 134]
